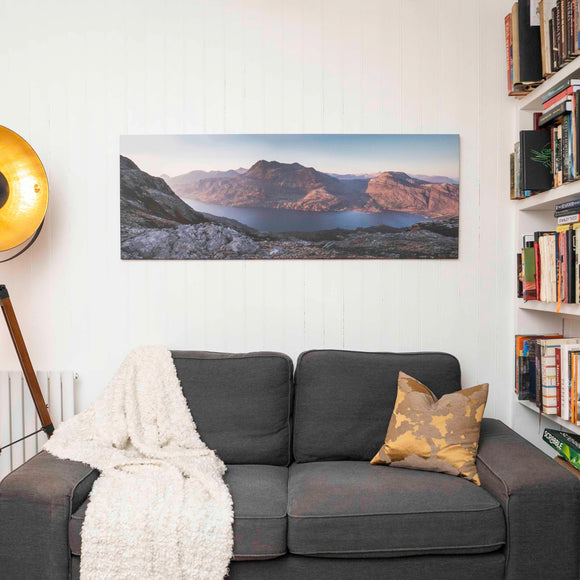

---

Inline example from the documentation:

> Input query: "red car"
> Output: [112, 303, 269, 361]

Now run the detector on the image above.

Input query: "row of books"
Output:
[510, 83, 580, 198]
[517, 222, 580, 304]
[543, 428, 580, 471]
[515, 334, 580, 424]
[505, 0, 580, 95]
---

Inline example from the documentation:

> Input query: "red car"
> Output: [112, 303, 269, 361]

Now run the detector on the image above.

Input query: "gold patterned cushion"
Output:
[370, 371, 488, 485]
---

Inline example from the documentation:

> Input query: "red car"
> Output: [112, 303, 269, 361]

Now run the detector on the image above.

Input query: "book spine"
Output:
[515, 141, 521, 197]
[510, 152, 516, 199]
[554, 207, 580, 216]
[556, 124, 563, 185]
[576, 229, 580, 305]
[573, 88, 578, 179]
[556, 347, 562, 415]
[541, 0, 548, 76]
[535, 239, 542, 300]
[572, 0, 577, 54]
[506, 13, 513, 92]
[568, 229, 576, 302]
[570, 353, 578, 425]
[563, 115, 571, 182]
[564, 351, 570, 420]
[555, 198, 580, 211]
[564, 0, 570, 59]
[576, 90, 580, 178]
[577, 0, 580, 52]
[552, 127, 557, 188]
[558, 213, 580, 224]
[555, 0, 564, 69]
[568, 0, 574, 57]
[553, 6, 560, 69]
[519, 0, 543, 83]
[538, 100, 571, 126]
[543, 86, 574, 109]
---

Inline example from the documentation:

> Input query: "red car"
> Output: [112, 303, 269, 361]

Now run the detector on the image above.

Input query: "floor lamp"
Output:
[0, 126, 54, 455]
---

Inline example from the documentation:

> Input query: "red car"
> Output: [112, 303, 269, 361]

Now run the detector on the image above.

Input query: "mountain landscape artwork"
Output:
[120, 134, 460, 260]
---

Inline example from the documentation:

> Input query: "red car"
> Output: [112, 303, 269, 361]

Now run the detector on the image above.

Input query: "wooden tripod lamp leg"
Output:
[0, 285, 54, 437]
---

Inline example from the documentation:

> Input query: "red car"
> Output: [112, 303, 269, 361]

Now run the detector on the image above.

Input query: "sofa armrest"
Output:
[477, 419, 580, 580]
[0, 450, 98, 580]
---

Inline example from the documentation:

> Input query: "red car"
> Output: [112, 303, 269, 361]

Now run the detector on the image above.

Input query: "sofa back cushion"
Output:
[293, 350, 461, 463]
[172, 351, 293, 466]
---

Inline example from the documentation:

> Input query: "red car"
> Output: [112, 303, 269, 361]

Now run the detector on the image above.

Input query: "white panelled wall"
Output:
[0, 0, 517, 428]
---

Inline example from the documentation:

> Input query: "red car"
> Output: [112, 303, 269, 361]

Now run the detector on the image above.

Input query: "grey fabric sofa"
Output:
[1, 349, 579, 580]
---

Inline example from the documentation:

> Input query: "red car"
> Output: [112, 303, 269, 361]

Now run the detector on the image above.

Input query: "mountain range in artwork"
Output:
[163, 160, 459, 218]
[120, 134, 460, 260]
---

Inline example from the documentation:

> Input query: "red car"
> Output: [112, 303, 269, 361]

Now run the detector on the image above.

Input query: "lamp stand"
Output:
[0, 284, 54, 443]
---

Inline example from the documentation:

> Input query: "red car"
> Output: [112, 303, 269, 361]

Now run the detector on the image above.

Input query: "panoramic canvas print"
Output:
[120, 134, 459, 260]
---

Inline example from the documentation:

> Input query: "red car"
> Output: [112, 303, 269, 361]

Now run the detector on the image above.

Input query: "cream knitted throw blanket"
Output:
[44, 346, 234, 580]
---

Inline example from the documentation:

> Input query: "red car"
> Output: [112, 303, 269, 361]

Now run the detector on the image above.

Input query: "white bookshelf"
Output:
[513, 56, 580, 451]
[518, 400, 580, 436]
[517, 298, 580, 316]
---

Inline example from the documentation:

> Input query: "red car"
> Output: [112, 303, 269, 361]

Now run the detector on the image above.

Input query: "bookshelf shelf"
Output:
[518, 180, 580, 211]
[518, 400, 580, 435]
[517, 299, 580, 316]
[518, 54, 580, 111]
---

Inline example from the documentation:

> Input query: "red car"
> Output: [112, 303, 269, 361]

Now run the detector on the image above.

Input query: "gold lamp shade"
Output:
[0, 126, 48, 252]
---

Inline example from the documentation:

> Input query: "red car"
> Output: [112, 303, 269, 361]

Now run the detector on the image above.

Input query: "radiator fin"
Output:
[0, 371, 76, 480]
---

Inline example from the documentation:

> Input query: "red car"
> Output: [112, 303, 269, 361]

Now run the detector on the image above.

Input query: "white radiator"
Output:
[0, 371, 76, 480]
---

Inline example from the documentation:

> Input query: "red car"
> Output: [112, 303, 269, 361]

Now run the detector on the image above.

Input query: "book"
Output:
[554, 207, 580, 218]
[543, 428, 580, 468]
[515, 141, 521, 197]
[520, 130, 553, 192]
[558, 213, 580, 224]
[555, 198, 580, 210]
[560, 341, 580, 419]
[510, 152, 516, 199]
[523, 246, 538, 299]
[575, 90, 580, 177]
[576, 228, 580, 304]
[562, 113, 571, 181]
[515, 334, 563, 399]
[539, 0, 548, 75]
[519, 0, 544, 84]
[538, 99, 572, 126]
[538, 338, 565, 410]
[517, 253, 523, 297]
[543, 85, 580, 109]
[554, 206, 580, 216]
[539, 233, 557, 301]
[513, 3, 522, 85]
[506, 13, 514, 92]
[556, 346, 562, 414]
[534, 230, 554, 300]
[556, 3, 563, 68]
[538, 338, 580, 412]
[567, 228, 576, 301]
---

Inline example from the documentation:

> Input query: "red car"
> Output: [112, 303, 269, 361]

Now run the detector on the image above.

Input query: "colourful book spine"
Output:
[556, 347, 562, 416]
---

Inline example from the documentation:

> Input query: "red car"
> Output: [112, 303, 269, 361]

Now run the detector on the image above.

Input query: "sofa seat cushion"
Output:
[288, 461, 505, 558]
[69, 465, 288, 561]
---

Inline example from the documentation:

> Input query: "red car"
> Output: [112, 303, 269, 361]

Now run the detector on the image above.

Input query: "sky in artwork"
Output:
[121, 134, 460, 180]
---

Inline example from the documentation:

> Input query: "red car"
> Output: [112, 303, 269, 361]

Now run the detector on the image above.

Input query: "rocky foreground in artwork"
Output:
[120, 156, 458, 260]
[164, 160, 459, 218]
